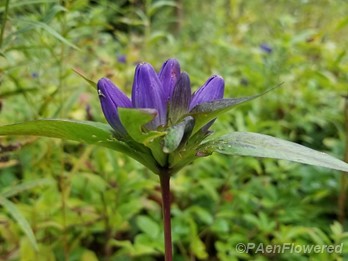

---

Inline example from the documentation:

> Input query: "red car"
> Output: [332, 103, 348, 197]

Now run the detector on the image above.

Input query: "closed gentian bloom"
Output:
[158, 58, 181, 101]
[169, 72, 191, 123]
[189, 75, 225, 110]
[97, 78, 131, 136]
[132, 63, 167, 128]
[97, 59, 225, 139]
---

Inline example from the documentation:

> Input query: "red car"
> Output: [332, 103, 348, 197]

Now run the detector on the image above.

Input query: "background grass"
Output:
[1, 0, 348, 260]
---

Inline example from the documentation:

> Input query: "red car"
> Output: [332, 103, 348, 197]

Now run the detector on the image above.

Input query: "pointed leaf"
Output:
[118, 108, 167, 166]
[0, 120, 159, 173]
[1, 179, 53, 198]
[118, 108, 166, 144]
[136, 215, 160, 238]
[199, 132, 348, 172]
[163, 116, 194, 153]
[169, 129, 213, 173]
[73, 68, 96, 90]
[189, 97, 253, 133]
[0, 0, 56, 12]
[0, 119, 113, 145]
[189, 85, 280, 133]
[0, 196, 38, 251]
[20, 20, 79, 50]
[148, 1, 178, 17]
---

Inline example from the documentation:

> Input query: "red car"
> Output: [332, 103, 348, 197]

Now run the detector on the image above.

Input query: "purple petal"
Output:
[158, 58, 181, 101]
[132, 63, 166, 128]
[168, 72, 191, 124]
[117, 54, 127, 64]
[97, 78, 131, 136]
[189, 75, 225, 110]
[260, 43, 272, 54]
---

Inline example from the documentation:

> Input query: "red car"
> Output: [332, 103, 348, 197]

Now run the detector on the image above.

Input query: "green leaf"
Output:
[118, 108, 165, 145]
[119, 108, 167, 167]
[163, 116, 194, 153]
[190, 236, 208, 259]
[80, 250, 99, 261]
[0, 119, 113, 145]
[188, 206, 214, 225]
[189, 86, 280, 134]
[168, 129, 213, 173]
[0, 87, 38, 98]
[148, 1, 177, 17]
[42, 4, 66, 24]
[1, 178, 53, 198]
[136, 215, 160, 239]
[72, 68, 97, 90]
[0, 120, 159, 173]
[190, 98, 252, 134]
[0, 0, 57, 12]
[0, 196, 38, 251]
[199, 132, 348, 172]
[18, 19, 79, 50]
[0, 50, 8, 59]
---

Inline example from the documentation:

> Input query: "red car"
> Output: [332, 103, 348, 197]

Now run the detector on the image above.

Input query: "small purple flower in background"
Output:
[259, 43, 272, 54]
[85, 104, 93, 121]
[97, 59, 224, 137]
[117, 54, 127, 64]
[31, 72, 39, 78]
[240, 77, 249, 86]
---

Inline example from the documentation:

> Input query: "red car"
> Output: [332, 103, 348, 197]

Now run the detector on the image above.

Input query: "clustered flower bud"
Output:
[97, 58, 224, 137]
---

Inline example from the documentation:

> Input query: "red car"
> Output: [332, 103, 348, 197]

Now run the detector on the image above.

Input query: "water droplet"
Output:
[98, 89, 105, 97]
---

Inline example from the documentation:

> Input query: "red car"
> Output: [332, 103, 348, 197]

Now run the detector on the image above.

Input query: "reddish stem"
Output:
[159, 171, 172, 261]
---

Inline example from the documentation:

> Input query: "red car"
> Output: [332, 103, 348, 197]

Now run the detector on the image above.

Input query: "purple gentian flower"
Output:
[31, 72, 39, 78]
[158, 59, 181, 101]
[260, 43, 272, 54]
[97, 59, 224, 137]
[97, 78, 132, 136]
[189, 75, 224, 110]
[117, 54, 127, 64]
[132, 63, 167, 128]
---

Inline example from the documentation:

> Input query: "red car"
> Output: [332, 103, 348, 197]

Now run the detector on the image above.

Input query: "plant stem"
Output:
[0, 0, 10, 49]
[159, 170, 172, 261]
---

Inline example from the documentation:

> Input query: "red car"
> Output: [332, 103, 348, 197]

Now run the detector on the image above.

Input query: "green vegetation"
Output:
[1, 0, 348, 260]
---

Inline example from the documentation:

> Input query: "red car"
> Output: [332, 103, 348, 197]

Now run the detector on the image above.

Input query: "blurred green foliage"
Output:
[1, 0, 348, 260]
